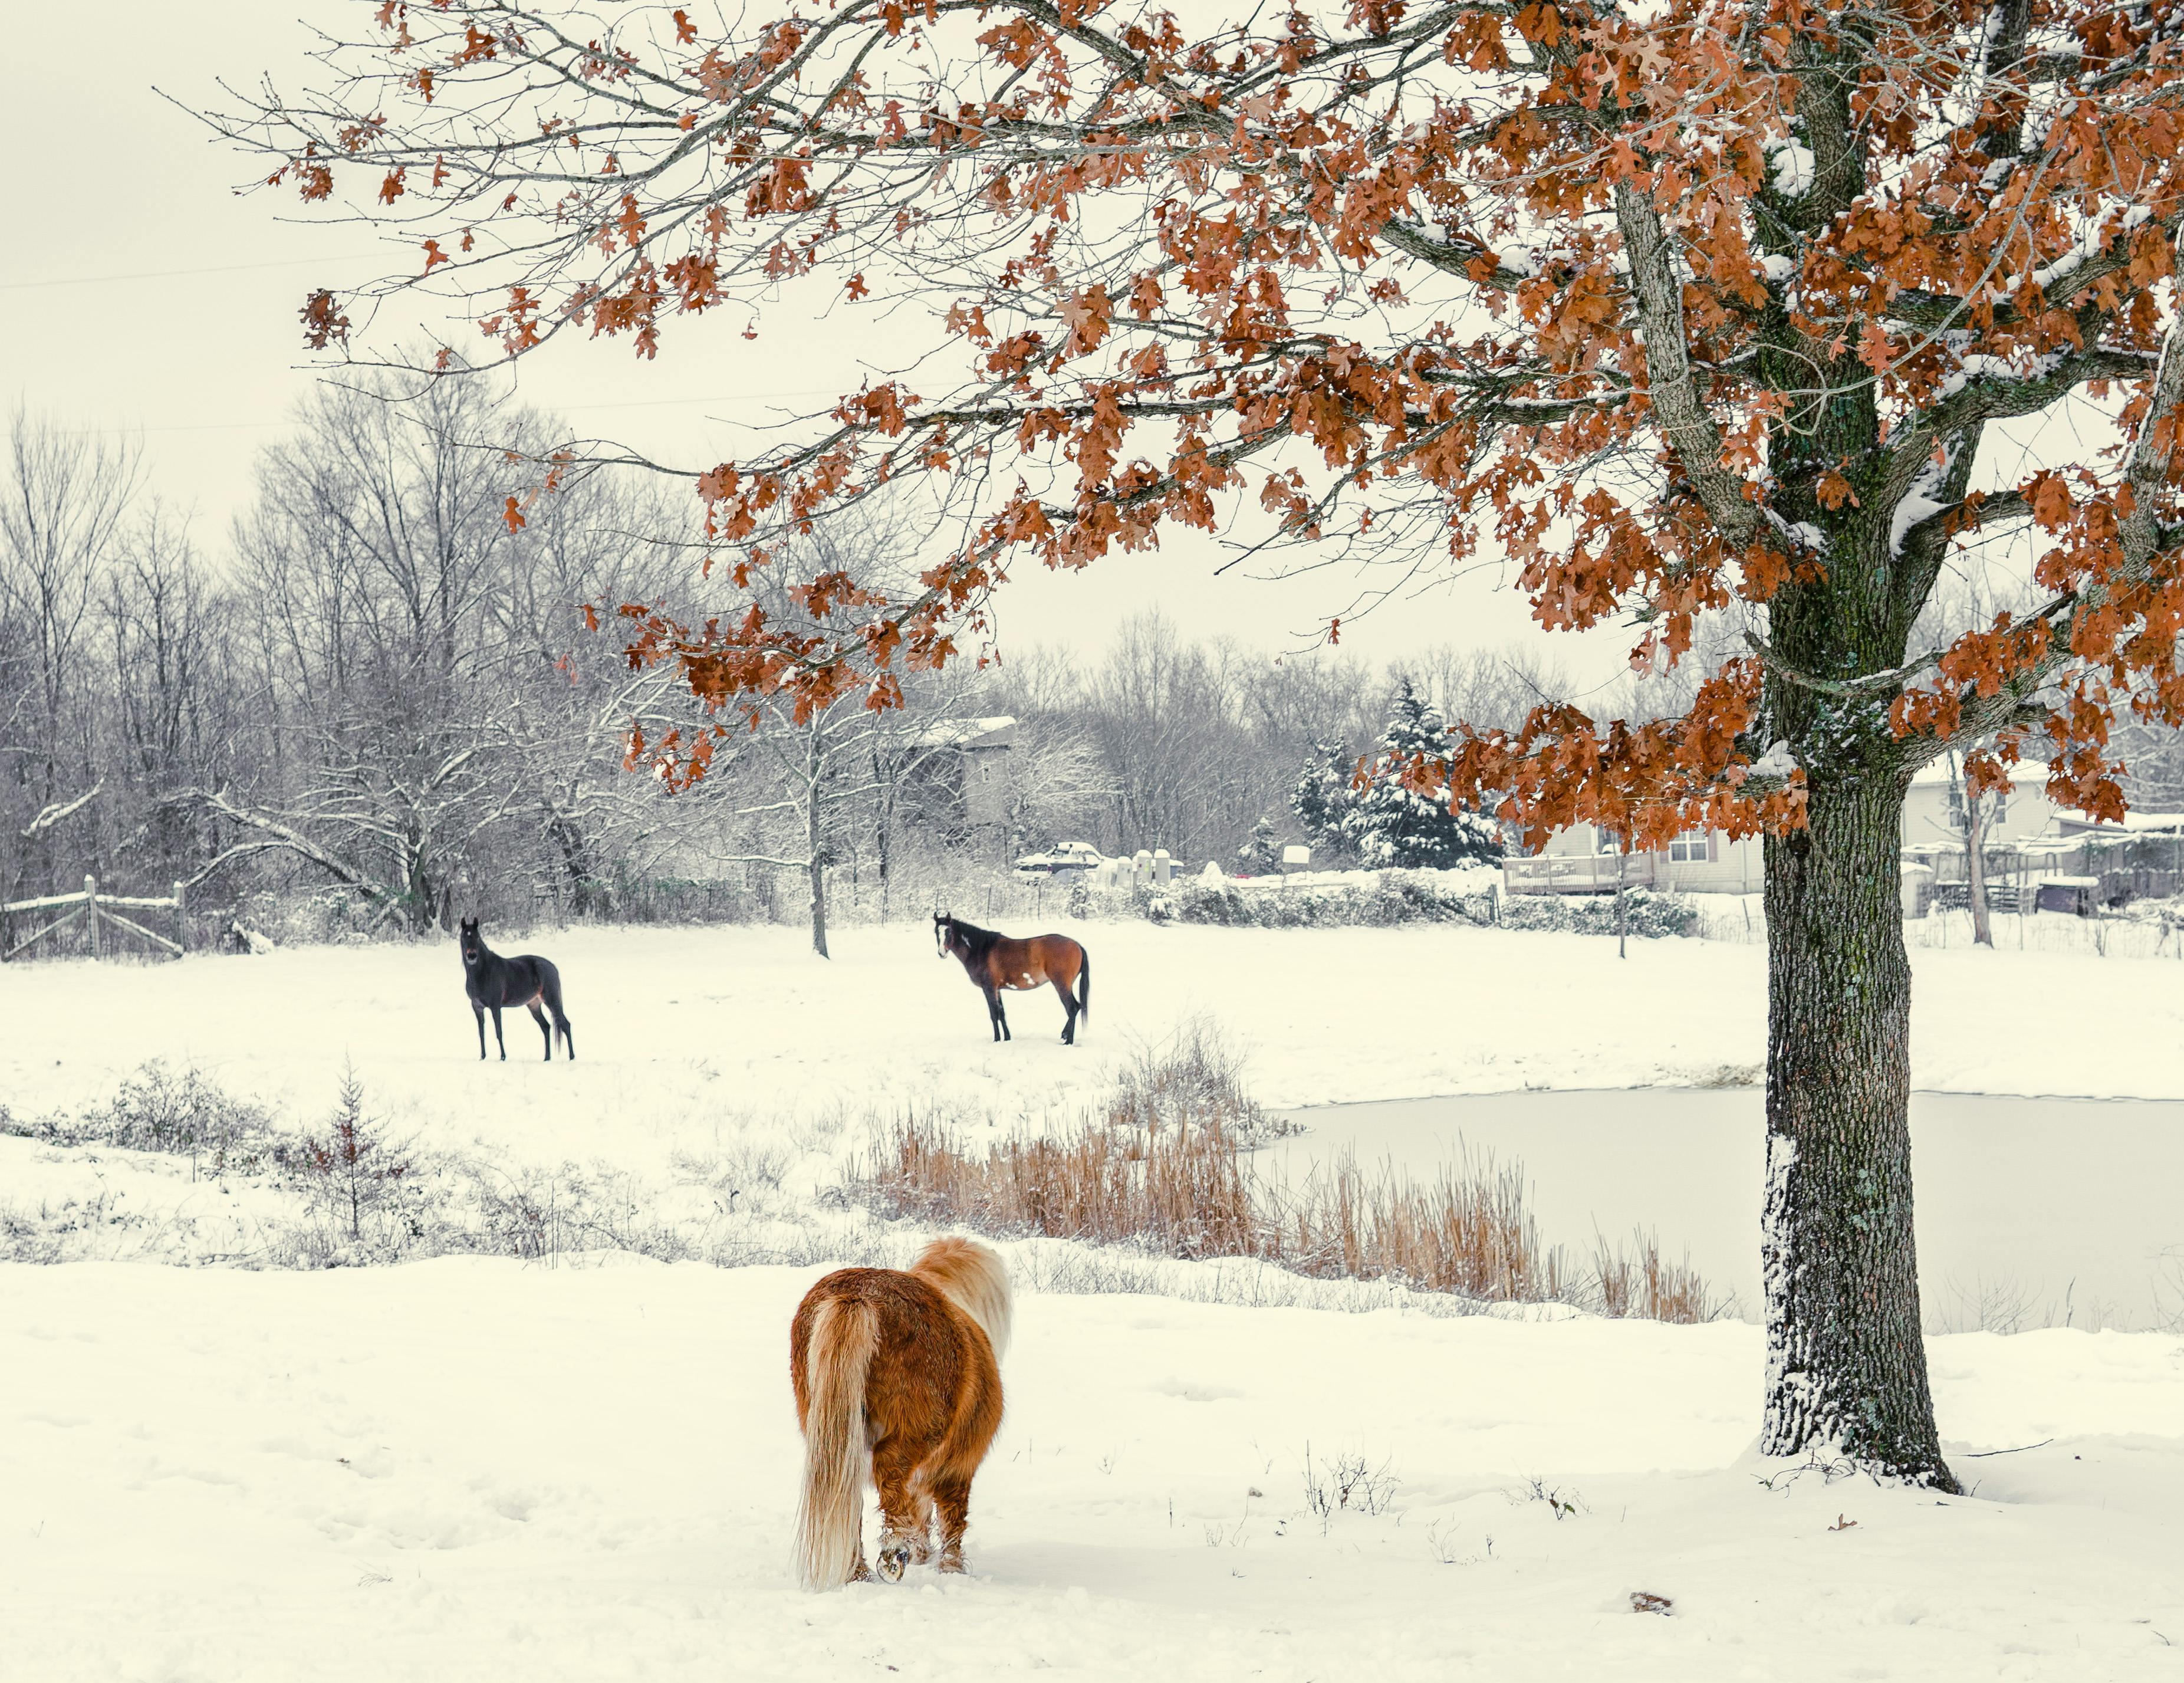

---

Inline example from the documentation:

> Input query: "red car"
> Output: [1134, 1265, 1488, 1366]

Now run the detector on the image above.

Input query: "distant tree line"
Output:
[30, 386, 2087, 943]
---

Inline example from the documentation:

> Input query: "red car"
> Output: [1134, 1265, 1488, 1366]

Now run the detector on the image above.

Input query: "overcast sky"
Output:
[1, 2, 1654, 689]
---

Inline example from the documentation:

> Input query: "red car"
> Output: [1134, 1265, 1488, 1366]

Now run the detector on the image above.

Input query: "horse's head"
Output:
[933, 910, 956, 959]
[458, 916, 483, 967]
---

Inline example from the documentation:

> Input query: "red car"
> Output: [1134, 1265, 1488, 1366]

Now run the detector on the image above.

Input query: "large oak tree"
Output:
[210, 0, 2184, 1486]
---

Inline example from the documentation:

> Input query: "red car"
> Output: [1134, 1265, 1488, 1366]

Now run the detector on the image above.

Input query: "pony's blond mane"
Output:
[912, 1237, 1013, 1362]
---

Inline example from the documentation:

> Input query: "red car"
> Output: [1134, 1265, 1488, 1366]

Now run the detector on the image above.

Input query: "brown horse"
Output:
[790, 1237, 1012, 1589]
[934, 912, 1090, 1044]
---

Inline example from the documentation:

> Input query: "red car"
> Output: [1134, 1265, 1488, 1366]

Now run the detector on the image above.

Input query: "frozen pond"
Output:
[1269, 1090, 2184, 1332]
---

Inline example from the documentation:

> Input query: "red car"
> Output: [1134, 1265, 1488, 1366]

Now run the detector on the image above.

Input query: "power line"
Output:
[0, 252, 389, 292]
[44, 384, 857, 438]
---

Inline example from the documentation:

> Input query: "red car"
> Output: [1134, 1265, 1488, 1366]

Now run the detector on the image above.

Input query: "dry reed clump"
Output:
[1590, 1227, 1716, 1325]
[865, 1107, 1259, 1260]
[1266, 1152, 1572, 1304]
[1102, 1018, 1295, 1144]
[854, 1112, 1721, 1325]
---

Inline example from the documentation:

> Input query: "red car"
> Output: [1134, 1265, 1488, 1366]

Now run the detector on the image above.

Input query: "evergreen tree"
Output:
[1344, 681, 1501, 869]
[1290, 739, 1354, 856]
[1236, 814, 1284, 875]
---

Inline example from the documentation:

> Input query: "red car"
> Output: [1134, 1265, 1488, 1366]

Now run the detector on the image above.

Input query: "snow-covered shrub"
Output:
[2, 1061, 865, 1271]
[2, 1059, 287, 1175]
[1162, 867, 1502, 929]
[1496, 888, 1698, 940]
[1301, 1449, 1399, 1533]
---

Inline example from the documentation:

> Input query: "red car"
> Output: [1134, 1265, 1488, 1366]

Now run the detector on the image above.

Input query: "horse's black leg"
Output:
[996, 992, 1011, 1042]
[1052, 977, 1077, 1045]
[473, 1002, 487, 1060]
[528, 1000, 552, 1061]
[985, 988, 1002, 1042]
[492, 1005, 507, 1061]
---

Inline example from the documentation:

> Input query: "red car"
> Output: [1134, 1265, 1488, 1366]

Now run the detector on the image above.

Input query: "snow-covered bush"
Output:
[1, 1061, 864, 1272]
[1157, 870, 1699, 938]
[1498, 888, 1699, 941]
[2, 1059, 287, 1174]
[1166, 868, 1492, 928]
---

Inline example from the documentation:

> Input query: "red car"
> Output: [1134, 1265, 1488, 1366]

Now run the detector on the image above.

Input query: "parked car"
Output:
[1012, 841, 1104, 883]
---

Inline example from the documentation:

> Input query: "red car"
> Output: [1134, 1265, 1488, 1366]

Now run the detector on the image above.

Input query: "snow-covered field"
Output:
[8, 914, 2184, 1142]
[6, 1258, 2181, 1682]
[5, 919, 2183, 1679]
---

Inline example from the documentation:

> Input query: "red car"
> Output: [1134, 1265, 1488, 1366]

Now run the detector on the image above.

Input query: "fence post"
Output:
[172, 880, 188, 955]
[85, 875, 100, 960]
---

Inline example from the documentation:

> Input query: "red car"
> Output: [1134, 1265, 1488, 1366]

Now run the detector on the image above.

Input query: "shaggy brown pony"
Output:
[934, 911, 1090, 1044]
[790, 1237, 1012, 1589]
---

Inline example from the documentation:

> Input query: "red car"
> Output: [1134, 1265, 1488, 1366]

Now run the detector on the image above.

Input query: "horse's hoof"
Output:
[876, 1545, 910, 1582]
[936, 1554, 966, 1575]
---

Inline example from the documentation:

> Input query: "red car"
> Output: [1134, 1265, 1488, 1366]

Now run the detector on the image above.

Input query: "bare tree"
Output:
[0, 407, 139, 895]
[679, 510, 990, 956]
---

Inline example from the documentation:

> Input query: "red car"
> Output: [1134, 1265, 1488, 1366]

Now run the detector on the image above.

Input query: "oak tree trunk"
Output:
[1760, 773, 1958, 1490]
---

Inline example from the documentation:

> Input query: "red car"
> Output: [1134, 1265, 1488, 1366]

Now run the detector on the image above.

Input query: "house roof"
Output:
[909, 715, 1017, 751]
[1906, 758, 2051, 788]
[2057, 810, 2184, 835]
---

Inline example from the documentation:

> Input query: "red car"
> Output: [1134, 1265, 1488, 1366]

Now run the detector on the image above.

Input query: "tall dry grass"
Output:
[870, 1107, 1260, 1260]
[855, 1108, 1721, 1325]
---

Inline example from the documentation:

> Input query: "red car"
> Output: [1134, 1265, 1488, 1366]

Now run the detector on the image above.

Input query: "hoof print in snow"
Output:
[1629, 1591, 1673, 1616]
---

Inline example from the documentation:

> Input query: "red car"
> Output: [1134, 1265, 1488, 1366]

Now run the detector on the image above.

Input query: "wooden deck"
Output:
[1502, 854, 1656, 896]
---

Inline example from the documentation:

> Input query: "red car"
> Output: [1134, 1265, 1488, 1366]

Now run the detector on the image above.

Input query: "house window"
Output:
[1948, 785, 2007, 828]
[1668, 830, 1712, 863]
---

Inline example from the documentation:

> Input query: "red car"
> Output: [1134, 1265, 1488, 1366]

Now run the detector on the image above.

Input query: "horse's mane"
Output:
[912, 1237, 1012, 1360]
[943, 916, 1002, 956]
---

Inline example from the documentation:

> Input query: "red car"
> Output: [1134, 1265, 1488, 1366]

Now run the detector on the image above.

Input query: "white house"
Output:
[1901, 759, 2058, 850]
[906, 715, 1017, 827]
[1511, 821, 1762, 895]
[1508, 760, 2060, 897]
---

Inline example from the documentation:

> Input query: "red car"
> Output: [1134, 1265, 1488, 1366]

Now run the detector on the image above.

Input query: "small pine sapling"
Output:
[300, 1063, 416, 1245]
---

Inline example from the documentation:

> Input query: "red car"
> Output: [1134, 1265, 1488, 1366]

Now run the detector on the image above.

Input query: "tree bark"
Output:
[1761, 773, 1958, 1490]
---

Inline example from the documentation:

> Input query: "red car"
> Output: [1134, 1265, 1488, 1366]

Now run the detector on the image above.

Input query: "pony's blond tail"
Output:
[795, 1296, 876, 1590]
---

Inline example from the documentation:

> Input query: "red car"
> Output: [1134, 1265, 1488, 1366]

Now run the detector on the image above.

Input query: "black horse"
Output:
[458, 917, 574, 1061]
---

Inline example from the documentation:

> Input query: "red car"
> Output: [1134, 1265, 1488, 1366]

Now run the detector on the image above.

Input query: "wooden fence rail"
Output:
[1, 876, 188, 963]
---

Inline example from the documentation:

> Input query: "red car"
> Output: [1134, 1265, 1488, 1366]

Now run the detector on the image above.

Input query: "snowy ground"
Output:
[8, 915, 2184, 1145]
[5, 920, 2183, 1678]
[5, 1258, 2182, 1682]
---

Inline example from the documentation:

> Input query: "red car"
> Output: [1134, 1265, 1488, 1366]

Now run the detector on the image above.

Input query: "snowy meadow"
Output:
[4, 918, 2183, 1679]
